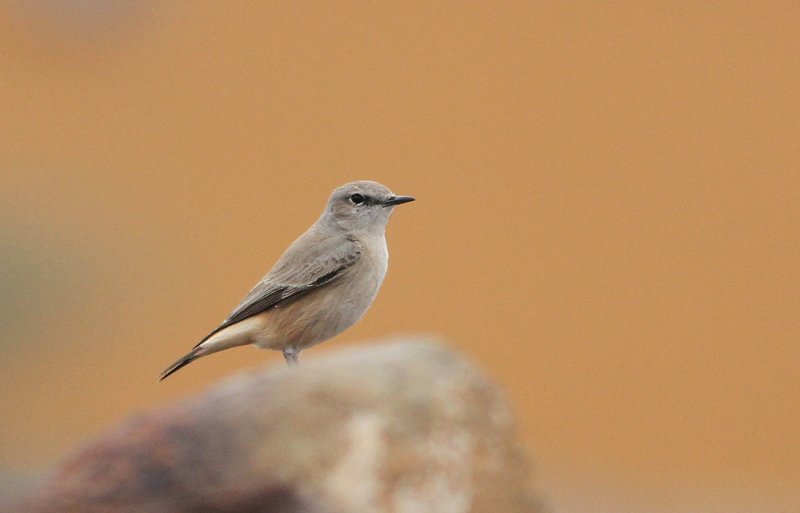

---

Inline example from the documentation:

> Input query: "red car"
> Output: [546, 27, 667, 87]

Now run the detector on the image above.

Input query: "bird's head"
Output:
[324, 181, 414, 234]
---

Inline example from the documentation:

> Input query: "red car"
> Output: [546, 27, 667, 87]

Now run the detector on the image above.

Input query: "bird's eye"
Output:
[349, 193, 365, 205]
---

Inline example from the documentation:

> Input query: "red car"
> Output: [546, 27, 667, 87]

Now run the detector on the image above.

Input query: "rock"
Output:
[12, 339, 540, 513]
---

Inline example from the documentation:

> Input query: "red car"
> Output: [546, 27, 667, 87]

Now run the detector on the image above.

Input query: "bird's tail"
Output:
[159, 320, 261, 381]
[159, 350, 202, 381]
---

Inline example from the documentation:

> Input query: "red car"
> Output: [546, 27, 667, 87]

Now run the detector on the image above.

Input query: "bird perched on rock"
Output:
[159, 181, 414, 380]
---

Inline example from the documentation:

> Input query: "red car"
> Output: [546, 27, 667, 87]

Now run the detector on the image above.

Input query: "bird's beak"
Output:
[381, 195, 415, 207]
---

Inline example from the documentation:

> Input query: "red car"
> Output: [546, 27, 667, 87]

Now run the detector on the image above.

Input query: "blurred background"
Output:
[1, 1, 798, 512]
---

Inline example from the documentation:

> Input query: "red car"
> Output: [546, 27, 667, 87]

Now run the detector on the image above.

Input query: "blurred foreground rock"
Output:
[14, 339, 539, 513]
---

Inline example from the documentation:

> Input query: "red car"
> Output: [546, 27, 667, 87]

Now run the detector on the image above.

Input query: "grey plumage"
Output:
[195, 233, 362, 348]
[159, 181, 413, 380]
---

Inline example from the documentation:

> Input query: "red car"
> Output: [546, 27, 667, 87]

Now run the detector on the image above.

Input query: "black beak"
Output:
[382, 195, 415, 207]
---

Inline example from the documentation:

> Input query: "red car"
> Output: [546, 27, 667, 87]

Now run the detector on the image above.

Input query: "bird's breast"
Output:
[332, 234, 388, 319]
[253, 235, 389, 351]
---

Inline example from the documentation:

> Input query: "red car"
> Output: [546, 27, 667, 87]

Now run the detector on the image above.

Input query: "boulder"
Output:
[13, 339, 540, 513]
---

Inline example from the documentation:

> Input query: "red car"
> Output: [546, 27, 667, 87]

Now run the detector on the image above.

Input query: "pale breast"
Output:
[254, 235, 389, 351]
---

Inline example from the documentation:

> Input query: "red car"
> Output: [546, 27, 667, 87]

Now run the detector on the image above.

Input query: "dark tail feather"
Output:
[159, 350, 200, 381]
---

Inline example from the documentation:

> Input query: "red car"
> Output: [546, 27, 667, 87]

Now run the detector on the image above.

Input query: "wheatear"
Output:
[159, 180, 414, 380]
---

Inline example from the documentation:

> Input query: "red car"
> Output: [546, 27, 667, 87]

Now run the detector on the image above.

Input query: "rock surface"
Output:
[13, 339, 539, 513]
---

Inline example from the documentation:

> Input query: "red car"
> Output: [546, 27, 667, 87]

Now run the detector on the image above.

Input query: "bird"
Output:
[159, 180, 414, 380]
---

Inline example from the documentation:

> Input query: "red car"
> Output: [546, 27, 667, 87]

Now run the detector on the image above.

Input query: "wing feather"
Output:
[193, 233, 361, 348]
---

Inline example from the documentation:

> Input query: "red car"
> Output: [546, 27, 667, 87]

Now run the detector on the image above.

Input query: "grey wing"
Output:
[193, 234, 361, 348]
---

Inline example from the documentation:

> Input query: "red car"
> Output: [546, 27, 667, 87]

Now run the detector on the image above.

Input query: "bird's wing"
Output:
[193, 234, 361, 348]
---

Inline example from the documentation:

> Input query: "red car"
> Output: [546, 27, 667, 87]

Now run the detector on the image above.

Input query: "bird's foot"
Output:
[283, 349, 300, 366]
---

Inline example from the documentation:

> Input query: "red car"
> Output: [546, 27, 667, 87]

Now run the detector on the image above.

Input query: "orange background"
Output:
[1, 2, 798, 512]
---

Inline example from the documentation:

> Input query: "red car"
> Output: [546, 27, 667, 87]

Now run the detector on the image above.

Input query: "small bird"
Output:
[159, 180, 414, 380]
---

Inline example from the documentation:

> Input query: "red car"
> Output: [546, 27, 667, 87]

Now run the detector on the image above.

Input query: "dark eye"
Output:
[349, 193, 365, 205]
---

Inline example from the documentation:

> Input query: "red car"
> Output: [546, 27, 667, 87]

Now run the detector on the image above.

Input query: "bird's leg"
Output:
[283, 348, 300, 366]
